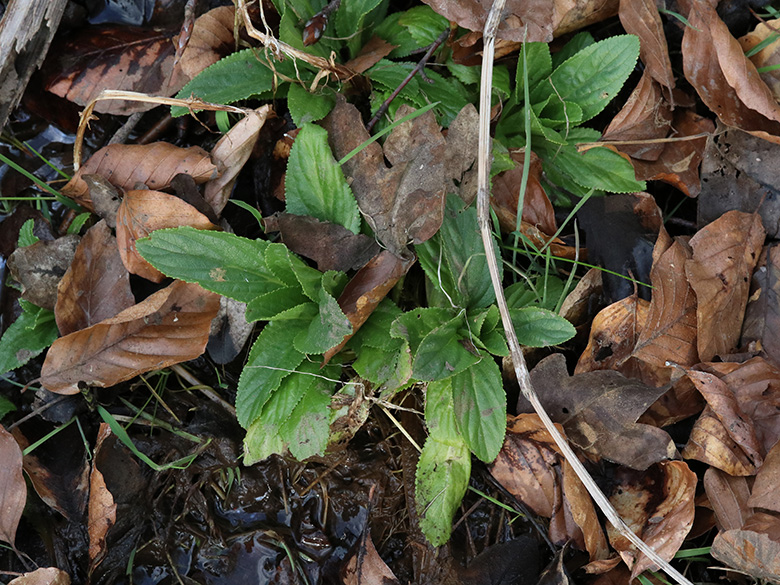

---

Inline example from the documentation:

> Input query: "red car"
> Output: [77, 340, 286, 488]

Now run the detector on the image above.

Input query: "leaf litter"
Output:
[5, 0, 780, 582]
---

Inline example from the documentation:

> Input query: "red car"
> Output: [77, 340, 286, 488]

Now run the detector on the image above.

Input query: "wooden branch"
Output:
[475, 3, 694, 584]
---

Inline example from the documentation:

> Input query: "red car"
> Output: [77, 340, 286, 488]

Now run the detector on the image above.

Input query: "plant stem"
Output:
[366, 27, 450, 133]
[475, 3, 694, 585]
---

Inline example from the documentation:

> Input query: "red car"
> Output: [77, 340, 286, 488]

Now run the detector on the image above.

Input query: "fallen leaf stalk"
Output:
[475, 3, 694, 584]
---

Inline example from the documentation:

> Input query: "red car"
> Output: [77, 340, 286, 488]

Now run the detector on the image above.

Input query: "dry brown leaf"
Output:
[55, 221, 134, 336]
[322, 97, 477, 256]
[704, 467, 754, 531]
[177, 6, 236, 80]
[749, 440, 780, 512]
[204, 105, 271, 214]
[606, 461, 696, 579]
[602, 70, 672, 161]
[742, 245, 780, 361]
[40, 280, 219, 394]
[683, 405, 758, 476]
[618, 0, 675, 92]
[576, 295, 649, 380]
[345, 35, 397, 74]
[553, 0, 620, 36]
[562, 458, 610, 561]
[491, 149, 556, 234]
[640, 375, 705, 428]
[7, 568, 71, 585]
[116, 189, 219, 282]
[88, 424, 116, 566]
[0, 425, 25, 547]
[527, 353, 675, 470]
[711, 512, 780, 583]
[7, 234, 80, 311]
[44, 26, 188, 115]
[558, 267, 603, 328]
[685, 210, 764, 361]
[740, 18, 780, 103]
[341, 531, 400, 585]
[61, 143, 217, 210]
[263, 213, 380, 273]
[682, 0, 780, 142]
[632, 108, 714, 198]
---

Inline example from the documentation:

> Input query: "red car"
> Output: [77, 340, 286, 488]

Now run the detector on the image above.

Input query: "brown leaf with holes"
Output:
[711, 512, 780, 583]
[7, 235, 80, 311]
[632, 108, 714, 198]
[62, 143, 217, 210]
[685, 211, 764, 361]
[0, 425, 25, 547]
[602, 70, 672, 161]
[116, 189, 219, 282]
[682, 0, 780, 142]
[56, 221, 134, 336]
[322, 97, 477, 256]
[491, 150, 556, 234]
[204, 106, 271, 215]
[630, 232, 698, 385]
[44, 26, 188, 115]
[40, 280, 219, 394]
[618, 0, 675, 92]
[606, 461, 696, 579]
[526, 354, 675, 470]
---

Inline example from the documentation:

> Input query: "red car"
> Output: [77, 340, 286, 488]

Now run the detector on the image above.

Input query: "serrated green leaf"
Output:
[547, 35, 640, 122]
[0, 301, 58, 376]
[451, 358, 506, 462]
[335, 0, 384, 57]
[390, 307, 457, 355]
[538, 100, 583, 130]
[285, 123, 361, 234]
[516, 42, 552, 104]
[374, 12, 420, 58]
[547, 143, 646, 193]
[509, 307, 575, 347]
[18, 219, 39, 247]
[399, 5, 448, 45]
[236, 320, 308, 428]
[137, 227, 281, 303]
[287, 84, 335, 126]
[244, 287, 310, 322]
[416, 196, 498, 309]
[243, 361, 334, 464]
[552, 31, 595, 69]
[172, 49, 275, 117]
[264, 243, 322, 300]
[293, 286, 352, 354]
[348, 299, 403, 351]
[369, 60, 422, 99]
[505, 276, 566, 312]
[415, 69, 472, 126]
[413, 313, 482, 381]
[417, 378, 470, 546]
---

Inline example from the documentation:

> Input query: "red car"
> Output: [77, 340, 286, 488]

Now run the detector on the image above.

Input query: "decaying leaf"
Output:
[749, 441, 780, 512]
[88, 424, 116, 566]
[685, 211, 764, 361]
[683, 405, 758, 476]
[491, 149, 556, 234]
[8, 235, 80, 311]
[177, 6, 236, 80]
[8, 568, 71, 585]
[322, 96, 478, 256]
[742, 245, 780, 363]
[739, 18, 780, 103]
[116, 189, 219, 282]
[61, 143, 217, 210]
[711, 512, 780, 583]
[618, 0, 674, 93]
[41, 280, 220, 394]
[0, 425, 25, 547]
[704, 467, 754, 531]
[529, 353, 675, 470]
[341, 530, 400, 585]
[56, 221, 135, 336]
[606, 461, 696, 579]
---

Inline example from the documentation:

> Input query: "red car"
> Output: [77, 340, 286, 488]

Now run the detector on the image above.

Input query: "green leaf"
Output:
[546, 143, 646, 193]
[245, 288, 310, 322]
[335, 0, 385, 57]
[416, 196, 499, 309]
[509, 307, 575, 347]
[243, 361, 334, 464]
[264, 243, 322, 300]
[547, 35, 640, 122]
[0, 300, 58, 376]
[516, 42, 552, 104]
[137, 227, 279, 303]
[552, 31, 595, 69]
[413, 313, 482, 381]
[390, 307, 457, 356]
[348, 299, 403, 351]
[0, 396, 16, 420]
[399, 5, 449, 46]
[287, 84, 335, 126]
[417, 378, 471, 546]
[172, 49, 275, 117]
[236, 320, 308, 428]
[285, 123, 361, 234]
[451, 358, 506, 462]
[293, 286, 352, 354]
[374, 12, 420, 58]
[18, 219, 39, 247]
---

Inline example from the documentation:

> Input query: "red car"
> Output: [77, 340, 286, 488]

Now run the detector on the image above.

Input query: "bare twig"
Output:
[475, 3, 695, 585]
[366, 26, 450, 133]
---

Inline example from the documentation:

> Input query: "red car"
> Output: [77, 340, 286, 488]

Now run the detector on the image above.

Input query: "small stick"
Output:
[475, 3, 694, 585]
[365, 27, 450, 133]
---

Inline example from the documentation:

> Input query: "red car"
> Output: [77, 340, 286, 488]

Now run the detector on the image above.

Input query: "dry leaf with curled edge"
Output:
[526, 353, 676, 470]
[606, 461, 696, 579]
[56, 221, 135, 336]
[711, 512, 780, 583]
[40, 280, 219, 394]
[0, 425, 25, 547]
[116, 189, 219, 282]
[61, 143, 217, 210]
[685, 210, 764, 362]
